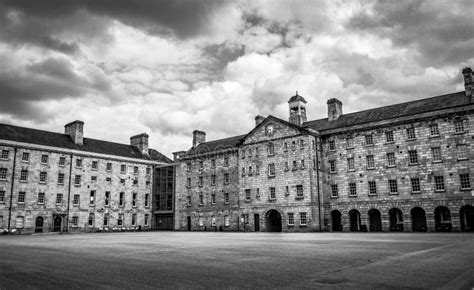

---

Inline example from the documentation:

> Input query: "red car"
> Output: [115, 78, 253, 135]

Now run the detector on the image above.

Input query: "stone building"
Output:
[174, 67, 474, 232]
[0, 120, 171, 234]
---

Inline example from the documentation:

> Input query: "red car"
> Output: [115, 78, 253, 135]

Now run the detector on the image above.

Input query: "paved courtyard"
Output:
[0, 232, 473, 289]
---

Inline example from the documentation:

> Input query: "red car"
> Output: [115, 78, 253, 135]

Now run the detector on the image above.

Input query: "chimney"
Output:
[255, 115, 265, 127]
[327, 98, 343, 122]
[462, 67, 473, 97]
[130, 133, 149, 155]
[192, 130, 206, 148]
[173, 151, 186, 161]
[64, 120, 84, 145]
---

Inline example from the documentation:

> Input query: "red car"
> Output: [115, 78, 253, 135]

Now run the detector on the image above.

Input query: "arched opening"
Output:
[368, 209, 382, 232]
[389, 208, 404, 232]
[349, 209, 361, 232]
[53, 216, 62, 232]
[411, 207, 427, 232]
[460, 205, 474, 232]
[331, 210, 342, 231]
[35, 216, 44, 233]
[434, 206, 452, 232]
[265, 210, 282, 232]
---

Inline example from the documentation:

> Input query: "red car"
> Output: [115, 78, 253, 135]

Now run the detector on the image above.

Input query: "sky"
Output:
[0, 0, 473, 158]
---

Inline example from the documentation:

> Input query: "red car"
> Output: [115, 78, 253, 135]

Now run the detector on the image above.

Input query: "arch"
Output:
[35, 216, 44, 233]
[88, 213, 95, 227]
[389, 208, 404, 232]
[368, 209, 382, 232]
[53, 216, 62, 232]
[331, 210, 342, 231]
[434, 206, 452, 232]
[348, 209, 361, 232]
[265, 209, 282, 232]
[411, 207, 427, 232]
[460, 205, 474, 232]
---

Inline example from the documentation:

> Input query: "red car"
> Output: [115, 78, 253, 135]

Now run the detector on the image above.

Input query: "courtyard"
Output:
[0, 232, 473, 289]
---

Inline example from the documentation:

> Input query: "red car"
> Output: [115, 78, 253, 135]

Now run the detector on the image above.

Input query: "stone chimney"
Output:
[130, 133, 149, 155]
[64, 120, 84, 145]
[462, 67, 473, 97]
[327, 98, 343, 122]
[192, 130, 206, 148]
[173, 151, 186, 161]
[255, 115, 265, 127]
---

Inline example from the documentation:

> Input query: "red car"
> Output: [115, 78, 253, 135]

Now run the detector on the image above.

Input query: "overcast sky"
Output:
[0, 0, 473, 157]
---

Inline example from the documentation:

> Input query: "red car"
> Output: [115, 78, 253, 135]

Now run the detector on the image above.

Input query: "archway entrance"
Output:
[53, 216, 62, 232]
[331, 210, 342, 231]
[389, 208, 404, 231]
[368, 209, 382, 232]
[265, 210, 282, 232]
[35, 216, 44, 233]
[460, 205, 474, 232]
[411, 207, 427, 232]
[349, 209, 361, 232]
[434, 206, 451, 232]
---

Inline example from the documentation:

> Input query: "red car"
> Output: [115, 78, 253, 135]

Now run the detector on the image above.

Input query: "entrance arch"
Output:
[368, 209, 382, 232]
[434, 206, 452, 232]
[411, 207, 427, 232]
[460, 205, 474, 232]
[349, 209, 361, 232]
[331, 210, 342, 231]
[53, 216, 62, 232]
[389, 208, 404, 232]
[35, 216, 44, 233]
[265, 210, 282, 232]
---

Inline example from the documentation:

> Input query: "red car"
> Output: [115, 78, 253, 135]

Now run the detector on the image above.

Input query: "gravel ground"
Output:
[0, 232, 473, 289]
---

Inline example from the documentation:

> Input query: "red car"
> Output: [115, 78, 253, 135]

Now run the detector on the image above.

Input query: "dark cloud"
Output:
[202, 43, 245, 81]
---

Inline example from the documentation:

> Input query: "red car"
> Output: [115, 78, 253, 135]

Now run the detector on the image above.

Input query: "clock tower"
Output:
[288, 91, 307, 126]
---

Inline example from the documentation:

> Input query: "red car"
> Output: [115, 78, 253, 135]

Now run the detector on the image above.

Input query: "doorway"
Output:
[53, 216, 62, 232]
[254, 214, 260, 232]
[349, 209, 361, 231]
[460, 205, 474, 232]
[389, 208, 404, 232]
[265, 210, 282, 232]
[434, 206, 451, 232]
[187, 216, 191, 231]
[331, 210, 342, 231]
[35, 216, 44, 233]
[368, 209, 382, 232]
[411, 207, 427, 232]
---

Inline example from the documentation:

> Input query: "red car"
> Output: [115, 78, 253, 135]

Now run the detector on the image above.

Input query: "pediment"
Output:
[240, 116, 308, 145]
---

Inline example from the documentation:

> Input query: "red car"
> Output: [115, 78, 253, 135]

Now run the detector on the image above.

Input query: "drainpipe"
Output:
[315, 138, 322, 232]
[65, 154, 73, 232]
[7, 147, 17, 232]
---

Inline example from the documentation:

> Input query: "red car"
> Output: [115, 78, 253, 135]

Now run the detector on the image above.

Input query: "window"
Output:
[300, 139, 304, 149]
[256, 188, 260, 198]
[199, 194, 204, 205]
[89, 161, 98, 170]
[430, 124, 440, 136]
[21, 152, 29, 162]
[186, 196, 191, 206]
[73, 194, 80, 205]
[106, 162, 112, 171]
[454, 120, 464, 133]
[106, 177, 112, 184]
[18, 191, 25, 204]
[387, 152, 396, 167]
[245, 189, 251, 201]
[457, 144, 468, 160]
[460, 174, 471, 190]
[328, 140, 335, 151]
[198, 216, 204, 227]
[118, 214, 124, 226]
[411, 178, 421, 193]
[76, 158, 82, 168]
[0, 168, 7, 180]
[74, 175, 81, 186]
[211, 216, 216, 227]
[224, 156, 229, 167]
[146, 167, 151, 175]
[104, 191, 110, 206]
[211, 159, 216, 168]
[134, 166, 139, 175]
[103, 214, 109, 226]
[248, 166, 253, 176]
[365, 134, 374, 146]
[255, 147, 259, 156]
[434, 176, 445, 191]
[368, 181, 377, 195]
[132, 192, 137, 207]
[347, 157, 355, 171]
[38, 192, 45, 204]
[58, 173, 65, 185]
[331, 184, 338, 198]
[432, 147, 442, 162]
[199, 161, 204, 170]
[292, 160, 297, 171]
[349, 182, 357, 197]
[284, 142, 288, 151]
[56, 193, 63, 205]
[242, 149, 245, 159]
[39, 172, 47, 183]
[300, 212, 307, 226]
[224, 173, 230, 184]
[224, 215, 230, 227]
[89, 191, 95, 206]
[20, 170, 28, 182]
[119, 192, 124, 206]
[269, 187, 276, 200]
[1, 150, 8, 159]
[132, 214, 136, 226]
[268, 143, 275, 156]
[296, 185, 303, 198]
[41, 155, 48, 164]
[284, 161, 289, 171]
[224, 192, 229, 204]
[59, 156, 66, 166]
[186, 178, 191, 188]
[0, 190, 5, 203]
[346, 137, 354, 149]
[186, 162, 191, 171]
[291, 141, 296, 150]
[366, 155, 375, 169]
[256, 165, 260, 175]
[268, 163, 276, 177]
[288, 213, 294, 226]
[385, 131, 394, 143]
[248, 149, 252, 158]
[87, 213, 95, 227]
[16, 216, 24, 228]
[389, 179, 398, 194]
[406, 127, 416, 140]
[408, 150, 418, 164]
[242, 214, 249, 224]
[71, 216, 78, 227]
[211, 194, 216, 205]
[145, 194, 149, 207]
[120, 164, 126, 173]
[120, 178, 125, 185]
[301, 160, 305, 169]
[198, 176, 203, 187]
[241, 167, 246, 176]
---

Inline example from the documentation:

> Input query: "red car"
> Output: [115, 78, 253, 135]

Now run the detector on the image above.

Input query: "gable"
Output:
[241, 116, 307, 145]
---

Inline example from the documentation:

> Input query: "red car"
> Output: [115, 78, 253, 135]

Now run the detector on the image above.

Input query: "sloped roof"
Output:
[288, 93, 307, 103]
[303, 91, 470, 132]
[186, 134, 245, 156]
[0, 123, 172, 163]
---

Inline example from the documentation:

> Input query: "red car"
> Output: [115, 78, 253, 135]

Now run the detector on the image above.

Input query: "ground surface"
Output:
[0, 232, 473, 289]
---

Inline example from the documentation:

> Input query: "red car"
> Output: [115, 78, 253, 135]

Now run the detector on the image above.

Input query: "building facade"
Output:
[174, 67, 474, 232]
[0, 121, 171, 234]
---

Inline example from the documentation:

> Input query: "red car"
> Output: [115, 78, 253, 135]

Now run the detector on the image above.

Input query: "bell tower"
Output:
[288, 91, 307, 126]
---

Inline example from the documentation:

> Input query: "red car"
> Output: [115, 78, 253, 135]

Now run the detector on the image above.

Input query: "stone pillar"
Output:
[426, 212, 435, 232]
[381, 212, 390, 232]
[451, 212, 461, 232]
[403, 213, 412, 232]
